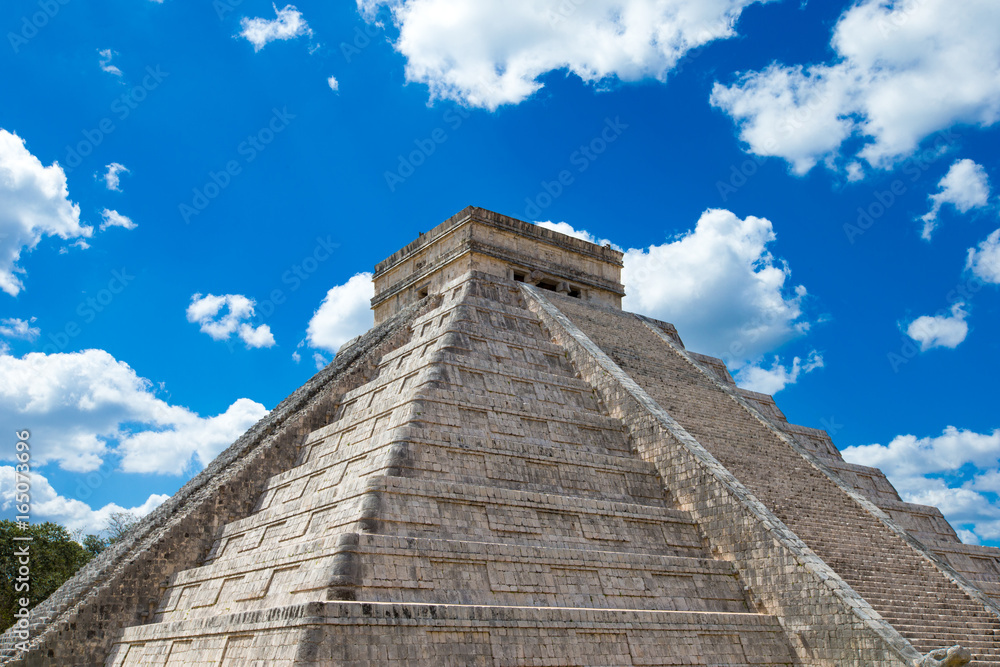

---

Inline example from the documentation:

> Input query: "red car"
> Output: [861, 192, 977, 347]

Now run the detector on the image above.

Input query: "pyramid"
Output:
[5, 206, 1000, 666]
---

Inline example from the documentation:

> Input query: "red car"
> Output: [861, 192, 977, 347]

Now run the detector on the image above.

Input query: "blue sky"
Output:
[1, 0, 999, 545]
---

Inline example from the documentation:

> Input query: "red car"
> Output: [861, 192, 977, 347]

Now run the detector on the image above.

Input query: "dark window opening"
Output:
[513, 271, 526, 282]
[568, 289, 581, 298]
[537, 279, 558, 292]
[417, 286, 429, 299]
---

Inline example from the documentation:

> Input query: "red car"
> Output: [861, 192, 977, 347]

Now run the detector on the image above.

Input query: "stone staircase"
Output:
[547, 291, 1000, 666]
[104, 277, 797, 666]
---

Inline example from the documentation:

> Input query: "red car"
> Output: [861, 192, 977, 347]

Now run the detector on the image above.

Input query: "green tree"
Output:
[0, 521, 93, 631]
[82, 534, 107, 557]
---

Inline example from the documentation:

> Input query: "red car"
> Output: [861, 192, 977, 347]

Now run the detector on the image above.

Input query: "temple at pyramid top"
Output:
[372, 205, 625, 324]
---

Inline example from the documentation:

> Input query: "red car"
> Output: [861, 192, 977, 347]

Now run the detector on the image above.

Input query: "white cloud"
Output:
[238, 322, 276, 348]
[622, 209, 811, 365]
[0, 466, 169, 534]
[967, 228, 1000, 284]
[239, 4, 312, 52]
[327, 75, 339, 91]
[534, 214, 812, 368]
[0, 349, 268, 475]
[904, 302, 969, 351]
[98, 49, 122, 77]
[186, 293, 275, 349]
[0, 317, 39, 341]
[101, 162, 129, 191]
[100, 208, 137, 231]
[735, 350, 823, 395]
[117, 397, 268, 474]
[313, 352, 329, 370]
[958, 529, 981, 546]
[711, 0, 1000, 173]
[0, 129, 91, 296]
[845, 161, 865, 182]
[843, 427, 1000, 492]
[710, 64, 857, 175]
[535, 221, 620, 250]
[359, 0, 768, 109]
[919, 159, 991, 240]
[306, 272, 374, 353]
[842, 426, 1000, 542]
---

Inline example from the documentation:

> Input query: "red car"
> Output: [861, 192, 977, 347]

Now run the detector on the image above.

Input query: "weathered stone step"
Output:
[373, 476, 707, 556]
[208, 475, 706, 566]
[832, 574, 990, 605]
[875, 609, 998, 625]
[159, 533, 749, 623]
[109, 601, 799, 667]
[215, 426, 672, 557]
[232, 429, 667, 550]
[446, 307, 575, 353]
[392, 433, 667, 506]
[852, 586, 986, 603]
[440, 320, 579, 379]
[434, 346, 594, 393]
[257, 429, 666, 521]
[414, 387, 630, 446]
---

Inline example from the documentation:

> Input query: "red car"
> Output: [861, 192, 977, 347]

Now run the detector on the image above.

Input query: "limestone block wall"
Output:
[108, 600, 798, 667]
